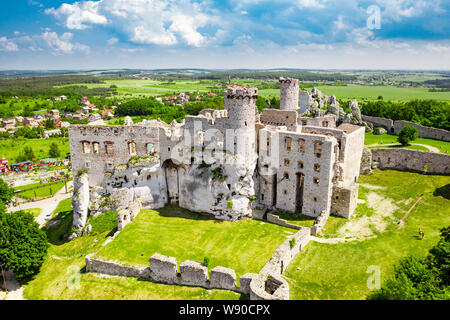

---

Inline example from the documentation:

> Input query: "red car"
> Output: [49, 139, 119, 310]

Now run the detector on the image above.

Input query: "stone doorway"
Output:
[295, 172, 304, 213]
[162, 160, 179, 205]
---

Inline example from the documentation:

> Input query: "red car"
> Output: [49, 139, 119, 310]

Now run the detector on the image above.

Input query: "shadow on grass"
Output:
[155, 204, 225, 224]
[433, 184, 450, 200]
[273, 210, 316, 227]
[44, 210, 73, 246]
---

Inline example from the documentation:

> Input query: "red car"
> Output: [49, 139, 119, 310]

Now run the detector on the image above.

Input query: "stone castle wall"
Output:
[362, 115, 450, 141]
[393, 120, 450, 142]
[371, 148, 450, 174]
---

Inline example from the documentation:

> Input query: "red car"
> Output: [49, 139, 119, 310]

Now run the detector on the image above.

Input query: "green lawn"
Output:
[0, 137, 70, 163]
[95, 205, 295, 279]
[285, 170, 450, 300]
[364, 132, 450, 154]
[15, 180, 66, 200]
[23, 199, 245, 300]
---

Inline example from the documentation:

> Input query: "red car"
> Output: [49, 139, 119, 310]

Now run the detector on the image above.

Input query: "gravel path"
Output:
[8, 181, 73, 227]
[310, 236, 357, 244]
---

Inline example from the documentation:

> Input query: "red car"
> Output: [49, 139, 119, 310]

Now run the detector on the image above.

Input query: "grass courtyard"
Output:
[285, 169, 450, 300]
[364, 132, 450, 154]
[95, 205, 294, 278]
[22, 170, 450, 300]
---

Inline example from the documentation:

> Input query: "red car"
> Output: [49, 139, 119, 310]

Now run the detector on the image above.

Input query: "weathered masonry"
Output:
[69, 77, 365, 229]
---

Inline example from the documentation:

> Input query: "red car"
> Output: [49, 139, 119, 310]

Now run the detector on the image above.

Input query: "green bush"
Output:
[397, 125, 418, 146]
[203, 257, 210, 267]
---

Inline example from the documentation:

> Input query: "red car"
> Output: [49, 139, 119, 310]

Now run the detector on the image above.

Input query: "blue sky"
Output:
[0, 0, 449, 70]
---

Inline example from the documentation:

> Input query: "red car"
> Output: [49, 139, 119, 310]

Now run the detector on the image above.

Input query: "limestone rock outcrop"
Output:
[72, 172, 90, 230]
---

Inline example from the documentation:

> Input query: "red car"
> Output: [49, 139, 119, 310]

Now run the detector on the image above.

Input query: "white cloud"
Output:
[296, 0, 326, 9]
[41, 31, 90, 54]
[45, 1, 108, 30]
[107, 37, 119, 45]
[0, 37, 19, 52]
[46, 0, 219, 47]
[426, 43, 450, 53]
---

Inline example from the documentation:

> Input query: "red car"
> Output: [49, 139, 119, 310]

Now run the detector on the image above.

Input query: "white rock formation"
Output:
[72, 172, 90, 230]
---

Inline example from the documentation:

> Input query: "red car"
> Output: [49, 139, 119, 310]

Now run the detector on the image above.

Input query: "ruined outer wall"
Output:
[371, 149, 450, 174]
[361, 115, 394, 131]
[68, 125, 161, 187]
[393, 120, 450, 142]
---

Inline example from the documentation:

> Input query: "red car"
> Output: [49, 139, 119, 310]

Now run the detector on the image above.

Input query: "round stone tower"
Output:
[279, 77, 299, 111]
[224, 85, 258, 160]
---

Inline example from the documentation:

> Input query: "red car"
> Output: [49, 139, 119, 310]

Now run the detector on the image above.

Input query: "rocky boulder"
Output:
[373, 127, 387, 135]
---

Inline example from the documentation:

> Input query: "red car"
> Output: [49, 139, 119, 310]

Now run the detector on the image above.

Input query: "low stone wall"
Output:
[85, 254, 150, 279]
[87, 252, 252, 295]
[86, 228, 312, 301]
[266, 213, 302, 230]
[371, 148, 450, 174]
[117, 199, 142, 231]
[393, 120, 450, 142]
[310, 210, 330, 236]
[249, 273, 289, 301]
[362, 115, 450, 142]
[260, 227, 310, 276]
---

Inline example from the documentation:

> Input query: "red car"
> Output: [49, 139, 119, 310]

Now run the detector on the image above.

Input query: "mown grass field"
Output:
[285, 170, 450, 300]
[95, 205, 294, 279]
[23, 199, 244, 300]
[0, 137, 70, 163]
[259, 85, 450, 101]
[364, 132, 450, 153]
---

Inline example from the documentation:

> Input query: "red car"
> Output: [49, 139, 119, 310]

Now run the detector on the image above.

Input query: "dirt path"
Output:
[2, 270, 24, 300]
[310, 236, 357, 244]
[8, 181, 73, 227]
[368, 143, 440, 153]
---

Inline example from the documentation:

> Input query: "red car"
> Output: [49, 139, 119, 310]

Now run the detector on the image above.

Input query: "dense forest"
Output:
[152, 71, 357, 82]
[0, 75, 115, 98]
[115, 96, 225, 123]
[360, 100, 450, 130]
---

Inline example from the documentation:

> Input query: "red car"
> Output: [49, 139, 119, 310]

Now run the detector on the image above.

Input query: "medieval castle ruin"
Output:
[68, 77, 366, 229]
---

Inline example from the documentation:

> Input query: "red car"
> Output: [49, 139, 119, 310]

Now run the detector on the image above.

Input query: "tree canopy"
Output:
[0, 211, 49, 282]
[397, 125, 418, 146]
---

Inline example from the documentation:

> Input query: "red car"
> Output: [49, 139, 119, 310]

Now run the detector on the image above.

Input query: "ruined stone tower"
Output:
[279, 77, 299, 112]
[224, 86, 258, 161]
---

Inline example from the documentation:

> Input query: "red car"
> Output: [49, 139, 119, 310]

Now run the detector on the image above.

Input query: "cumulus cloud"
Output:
[107, 37, 119, 45]
[296, 0, 326, 9]
[46, 0, 219, 47]
[45, 1, 108, 30]
[41, 31, 90, 54]
[0, 37, 19, 51]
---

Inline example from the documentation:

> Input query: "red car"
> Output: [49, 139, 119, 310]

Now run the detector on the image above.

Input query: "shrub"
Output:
[203, 257, 210, 267]
[290, 237, 296, 249]
[227, 199, 233, 210]
[397, 125, 418, 146]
